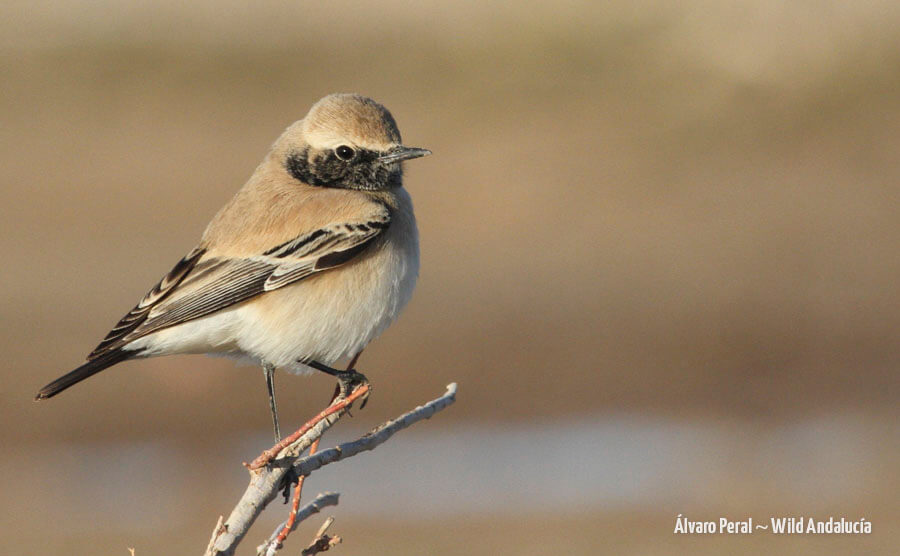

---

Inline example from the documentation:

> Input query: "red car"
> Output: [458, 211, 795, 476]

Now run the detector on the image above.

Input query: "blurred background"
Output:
[1, 1, 898, 554]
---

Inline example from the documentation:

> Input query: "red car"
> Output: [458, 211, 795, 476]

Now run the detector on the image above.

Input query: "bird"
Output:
[35, 93, 430, 441]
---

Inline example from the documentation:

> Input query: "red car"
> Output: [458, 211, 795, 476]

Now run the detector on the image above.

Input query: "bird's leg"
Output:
[249, 353, 371, 472]
[263, 362, 281, 442]
[279, 351, 364, 502]
[346, 349, 364, 372]
[247, 381, 370, 470]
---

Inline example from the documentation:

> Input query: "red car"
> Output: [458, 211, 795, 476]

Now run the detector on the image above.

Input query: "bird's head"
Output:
[273, 94, 430, 191]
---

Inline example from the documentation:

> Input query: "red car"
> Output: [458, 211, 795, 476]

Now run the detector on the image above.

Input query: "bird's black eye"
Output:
[335, 145, 355, 160]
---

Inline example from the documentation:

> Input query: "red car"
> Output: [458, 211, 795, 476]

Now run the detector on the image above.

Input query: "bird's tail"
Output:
[34, 349, 133, 400]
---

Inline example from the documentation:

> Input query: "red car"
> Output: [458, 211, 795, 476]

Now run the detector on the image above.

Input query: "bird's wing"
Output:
[87, 208, 390, 359]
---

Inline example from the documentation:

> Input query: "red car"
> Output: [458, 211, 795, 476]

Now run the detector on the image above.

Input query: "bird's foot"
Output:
[305, 360, 370, 408]
[335, 369, 370, 409]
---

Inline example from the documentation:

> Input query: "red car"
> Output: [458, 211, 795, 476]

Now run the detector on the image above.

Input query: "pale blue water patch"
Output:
[240, 413, 894, 517]
[6, 413, 893, 535]
[293, 417, 721, 515]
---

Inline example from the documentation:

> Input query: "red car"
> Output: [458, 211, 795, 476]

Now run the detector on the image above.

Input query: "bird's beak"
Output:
[379, 145, 432, 164]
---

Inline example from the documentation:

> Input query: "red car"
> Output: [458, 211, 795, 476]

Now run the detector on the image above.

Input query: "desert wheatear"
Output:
[36, 93, 430, 440]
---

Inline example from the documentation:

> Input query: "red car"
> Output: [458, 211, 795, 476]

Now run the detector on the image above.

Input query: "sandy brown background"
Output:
[1, 1, 898, 554]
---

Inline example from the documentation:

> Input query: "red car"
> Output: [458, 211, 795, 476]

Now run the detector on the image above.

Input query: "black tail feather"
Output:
[35, 349, 133, 401]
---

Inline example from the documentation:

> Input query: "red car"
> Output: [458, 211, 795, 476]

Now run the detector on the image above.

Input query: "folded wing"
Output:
[87, 207, 390, 360]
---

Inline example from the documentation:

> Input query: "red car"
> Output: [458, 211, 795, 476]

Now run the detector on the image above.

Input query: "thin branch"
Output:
[203, 382, 458, 556]
[205, 516, 225, 555]
[301, 517, 342, 556]
[292, 383, 458, 479]
[248, 386, 369, 470]
[268, 436, 321, 551]
[205, 385, 366, 556]
[257, 493, 340, 556]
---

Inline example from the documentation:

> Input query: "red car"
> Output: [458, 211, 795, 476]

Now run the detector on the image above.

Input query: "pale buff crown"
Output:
[271, 94, 402, 157]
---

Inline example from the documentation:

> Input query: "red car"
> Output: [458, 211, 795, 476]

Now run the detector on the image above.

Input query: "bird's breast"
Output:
[234, 197, 419, 370]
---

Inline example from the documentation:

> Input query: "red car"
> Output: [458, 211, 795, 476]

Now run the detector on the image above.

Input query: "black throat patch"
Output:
[286, 147, 402, 191]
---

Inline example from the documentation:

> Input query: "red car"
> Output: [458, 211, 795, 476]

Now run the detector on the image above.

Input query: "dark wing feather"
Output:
[132, 258, 274, 335]
[87, 212, 390, 358]
[88, 247, 206, 359]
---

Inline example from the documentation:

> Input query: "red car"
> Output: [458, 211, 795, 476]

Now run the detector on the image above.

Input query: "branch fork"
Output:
[204, 382, 458, 556]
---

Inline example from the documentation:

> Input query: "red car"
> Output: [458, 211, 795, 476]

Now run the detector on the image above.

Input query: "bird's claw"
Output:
[336, 369, 370, 408]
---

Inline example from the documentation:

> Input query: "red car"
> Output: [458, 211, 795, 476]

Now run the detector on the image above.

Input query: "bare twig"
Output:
[270, 437, 321, 550]
[205, 516, 225, 555]
[257, 493, 340, 556]
[291, 383, 458, 479]
[205, 383, 367, 556]
[248, 385, 369, 470]
[204, 383, 458, 556]
[301, 517, 342, 555]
